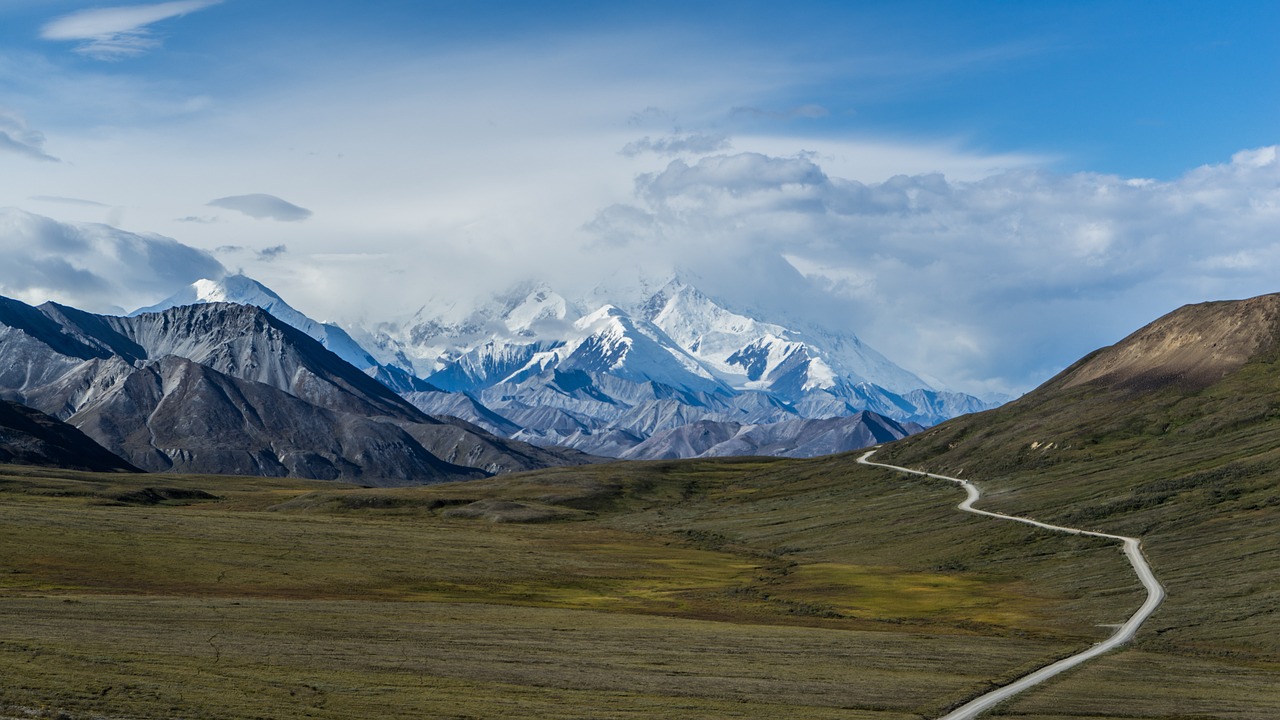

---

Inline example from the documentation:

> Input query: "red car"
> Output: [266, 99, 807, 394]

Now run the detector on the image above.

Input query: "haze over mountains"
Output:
[0, 206, 1005, 477]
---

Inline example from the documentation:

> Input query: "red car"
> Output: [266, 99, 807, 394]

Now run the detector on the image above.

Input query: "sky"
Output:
[0, 0, 1277, 397]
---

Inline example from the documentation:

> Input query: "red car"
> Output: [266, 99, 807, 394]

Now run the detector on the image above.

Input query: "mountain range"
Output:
[0, 261, 994, 478]
[0, 295, 585, 484]
[139, 274, 986, 460]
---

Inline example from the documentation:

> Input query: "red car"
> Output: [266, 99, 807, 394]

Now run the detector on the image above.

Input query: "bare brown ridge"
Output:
[1047, 293, 1280, 393]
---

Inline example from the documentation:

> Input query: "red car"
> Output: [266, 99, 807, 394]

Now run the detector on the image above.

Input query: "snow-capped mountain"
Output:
[524, 304, 726, 393]
[364, 278, 999, 456]
[638, 279, 929, 395]
[136, 275, 428, 393]
[135, 275, 374, 367]
[124, 273, 995, 460]
[351, 283, 585, 378]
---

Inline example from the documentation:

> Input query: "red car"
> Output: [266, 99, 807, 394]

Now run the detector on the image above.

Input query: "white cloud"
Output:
[40, 0, 222, 60]
[583, 146, 1280, 395]
[208, 194, 313, 222]
[0, 208, 225, 313]
[621, 131, 731, 157]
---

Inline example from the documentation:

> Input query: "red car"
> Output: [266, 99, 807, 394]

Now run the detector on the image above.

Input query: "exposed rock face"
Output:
[0, 399, 140, 472]
[0, 297, 587, 484]
[1050, 294, 1280, 392]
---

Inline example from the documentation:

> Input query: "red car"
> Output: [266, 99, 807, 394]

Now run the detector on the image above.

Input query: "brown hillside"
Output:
[1048, 293, 1280, 393]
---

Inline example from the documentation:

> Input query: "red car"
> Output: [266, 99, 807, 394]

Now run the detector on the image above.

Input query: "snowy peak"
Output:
[503, 285, 578, 334]
[429, 339, 563, 392]
[636, 279, 851, 396]
[573, 303, 628, 332]
[134, 275, 380, 374]
[548, 304, 722, 393]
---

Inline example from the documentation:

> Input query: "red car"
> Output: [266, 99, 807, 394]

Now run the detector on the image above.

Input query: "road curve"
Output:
[857, 450, 1165, 720]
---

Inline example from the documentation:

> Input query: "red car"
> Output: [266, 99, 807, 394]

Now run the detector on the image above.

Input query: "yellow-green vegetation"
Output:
[0, 455, 1172, 719]
[879, 350, 1280, 717]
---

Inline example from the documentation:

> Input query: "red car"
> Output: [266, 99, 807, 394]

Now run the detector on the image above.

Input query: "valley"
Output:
[6, 392, 1278, 719]
[1, 287, 1279, 718]
[0, 455, 1150, 719]
[4, 4, 1277, 719]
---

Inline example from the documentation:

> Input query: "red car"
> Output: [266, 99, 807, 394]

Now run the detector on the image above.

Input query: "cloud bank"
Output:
[585, 146, 1280, 395]
[4, 144, 1278, 396]
[40, 0, 223, 60]
[208, 194, 313, 222]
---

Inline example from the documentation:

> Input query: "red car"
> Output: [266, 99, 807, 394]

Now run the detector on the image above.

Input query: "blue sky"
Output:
[0, 1, 1277, 395]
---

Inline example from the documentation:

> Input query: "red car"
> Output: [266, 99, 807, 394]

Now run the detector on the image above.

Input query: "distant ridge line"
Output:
[857, 449, 1165, 720]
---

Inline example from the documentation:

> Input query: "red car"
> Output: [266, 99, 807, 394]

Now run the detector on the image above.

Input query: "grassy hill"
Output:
[877, 295, 1280, 717]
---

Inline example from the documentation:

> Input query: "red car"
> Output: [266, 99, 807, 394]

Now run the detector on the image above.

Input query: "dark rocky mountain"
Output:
[0, 399, 140, 472]
[0, 296, 587, 484]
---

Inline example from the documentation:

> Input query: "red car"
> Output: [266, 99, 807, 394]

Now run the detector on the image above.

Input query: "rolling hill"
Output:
[875, 292, 1280, 714]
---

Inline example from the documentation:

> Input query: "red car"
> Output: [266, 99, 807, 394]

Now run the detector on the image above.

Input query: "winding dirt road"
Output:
[857, 449, 1165, 720]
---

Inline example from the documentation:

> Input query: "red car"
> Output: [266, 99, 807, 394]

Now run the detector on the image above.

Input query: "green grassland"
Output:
[0, 454, 1155, 720]
[878, 357, 1280, 717]
[2, 422, 1269, 712]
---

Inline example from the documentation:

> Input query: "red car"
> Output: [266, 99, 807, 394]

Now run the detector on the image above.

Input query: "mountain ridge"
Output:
[0, 296, 587, 483]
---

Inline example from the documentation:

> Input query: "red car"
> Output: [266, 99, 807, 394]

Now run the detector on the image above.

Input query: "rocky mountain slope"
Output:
[0, 399, 140, 472]
[875, 292, 1280, 667]
[138, 275, 429, 393]
[0, 295, 586, 483]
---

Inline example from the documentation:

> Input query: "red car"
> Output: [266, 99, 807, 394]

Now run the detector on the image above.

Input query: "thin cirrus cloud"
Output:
[29, 195, 109, 207]
[731, 104, 832, 120]
[208, 194, 313, 222]
[39, 0, 223, 60]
